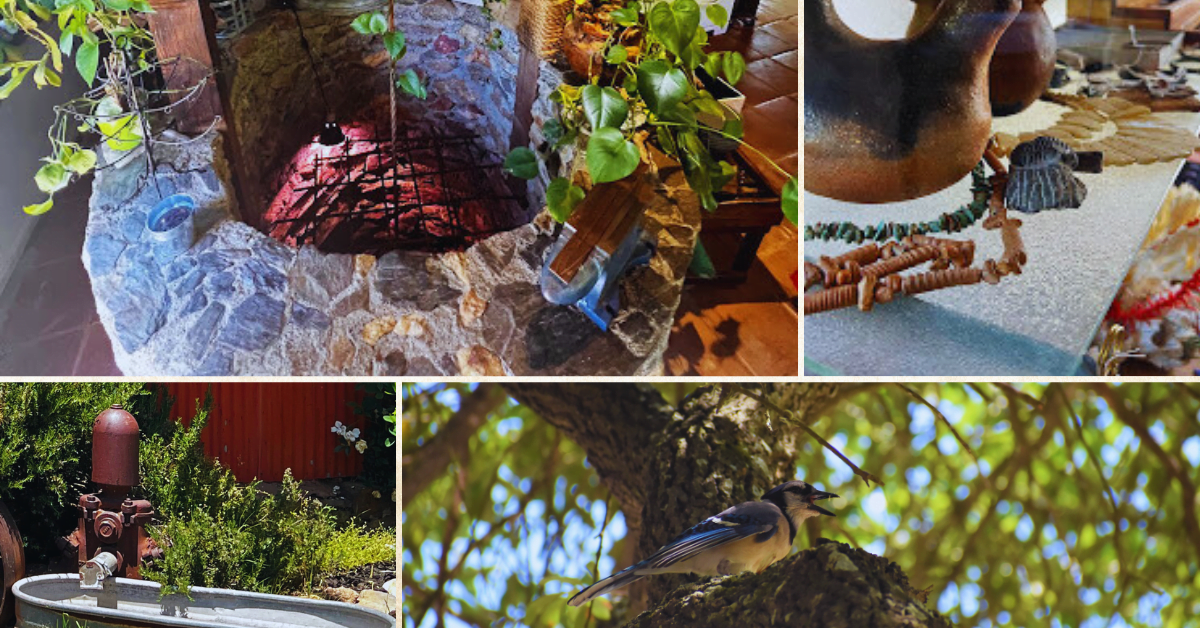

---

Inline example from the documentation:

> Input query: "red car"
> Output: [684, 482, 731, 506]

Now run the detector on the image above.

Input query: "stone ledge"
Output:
[84, 132, 699, 376]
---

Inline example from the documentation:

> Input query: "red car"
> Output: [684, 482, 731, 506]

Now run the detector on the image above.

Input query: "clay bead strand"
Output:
[900, 267, 985, 295]
[861, 245, 940, 279]
[804, 285, 858, 315]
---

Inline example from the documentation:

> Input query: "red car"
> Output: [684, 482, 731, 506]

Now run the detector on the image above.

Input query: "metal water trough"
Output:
[13, 574, 395, 628]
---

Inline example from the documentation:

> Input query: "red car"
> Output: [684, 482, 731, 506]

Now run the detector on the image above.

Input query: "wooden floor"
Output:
[664, 0, 800, 376]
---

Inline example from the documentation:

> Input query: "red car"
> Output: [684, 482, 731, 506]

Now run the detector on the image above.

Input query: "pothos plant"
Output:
[350, 10, 426, 100]
[502, 0, 799, 230]
[1, 0, 155, 215]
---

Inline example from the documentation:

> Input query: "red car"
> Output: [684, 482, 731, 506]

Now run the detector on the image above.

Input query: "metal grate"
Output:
[268, 126, 527, 254]
[210, 0, 253, 39]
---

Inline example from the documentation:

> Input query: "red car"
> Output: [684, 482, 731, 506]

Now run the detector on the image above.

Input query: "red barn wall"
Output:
[160, 383, 366, 483]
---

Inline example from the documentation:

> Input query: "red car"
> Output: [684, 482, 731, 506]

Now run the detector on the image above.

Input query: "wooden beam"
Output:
[145, 0, 222, 135]
[550, 167, 652, 284]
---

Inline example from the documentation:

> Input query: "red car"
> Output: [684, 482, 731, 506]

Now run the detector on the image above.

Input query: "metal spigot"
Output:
[80, 552, 119, 590]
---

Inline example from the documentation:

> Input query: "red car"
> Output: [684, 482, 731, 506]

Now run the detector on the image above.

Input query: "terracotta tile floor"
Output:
[0, 177, 122, 376]
[665, 0, 800, 376]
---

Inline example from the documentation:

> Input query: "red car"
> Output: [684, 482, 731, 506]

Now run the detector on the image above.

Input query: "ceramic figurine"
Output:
[805, 0, 1019, 204]
[909, 0, 1056, 117]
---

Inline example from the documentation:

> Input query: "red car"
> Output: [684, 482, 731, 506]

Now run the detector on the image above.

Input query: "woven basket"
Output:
[519, 0, 571, 58]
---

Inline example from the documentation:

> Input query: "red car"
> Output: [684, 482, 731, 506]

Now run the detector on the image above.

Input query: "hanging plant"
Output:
[505, 0, 798, 228]
[0, 0, 155, 214]
[350, 10, 425, 100]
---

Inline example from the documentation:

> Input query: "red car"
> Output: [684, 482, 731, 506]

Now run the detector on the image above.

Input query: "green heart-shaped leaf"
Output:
[503, 147, 539, 180]
[722, 51, 746, 86]
[586, 127, 640, 184]
[23, 198, 54, 216]
[351, 12, 388, 35]
[34, 162, 69, 194]
[383, 31, 406, 60]
[635, 59, 688, 116]
[610, 7, 639, 26]
[396, 69, 427, 99]
[64, 148, 97, 174]
[605, 44, 628, 66]
[546, 177, 586, 223]
[581, 85, 628, 130]
[76, 40, 99, 86]
[705, 3, 729, 28]
[648, 0, 700, 57]
[782, 177, 798, 225]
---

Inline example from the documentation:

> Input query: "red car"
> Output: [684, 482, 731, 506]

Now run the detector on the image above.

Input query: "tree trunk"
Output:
[503, 383, 920, 622]
[623, 540, 951, 628]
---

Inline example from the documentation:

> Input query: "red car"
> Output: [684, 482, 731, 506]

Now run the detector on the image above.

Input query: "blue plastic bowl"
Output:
[148, 194, 196, 233]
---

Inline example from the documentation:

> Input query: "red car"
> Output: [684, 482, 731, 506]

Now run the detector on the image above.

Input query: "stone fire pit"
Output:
[82, 0, 700, 375]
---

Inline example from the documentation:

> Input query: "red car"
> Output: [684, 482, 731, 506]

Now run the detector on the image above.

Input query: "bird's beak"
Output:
[809, 490, 838, 517]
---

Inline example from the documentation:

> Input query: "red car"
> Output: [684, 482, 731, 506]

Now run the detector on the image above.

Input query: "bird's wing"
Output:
[638, 502, 781, 570]
[567, 501, 783, 607]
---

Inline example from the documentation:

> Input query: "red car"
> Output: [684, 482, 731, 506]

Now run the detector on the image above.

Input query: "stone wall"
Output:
[225, 0, 526, 217]
[80, 0, 700, 376]
[83, 132, 700, 375]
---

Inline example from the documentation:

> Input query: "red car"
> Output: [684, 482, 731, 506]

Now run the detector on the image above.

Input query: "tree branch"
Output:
[730, 384, 885, 487]
[1091, 384, 1200, 562]
[502, 384, 676, 533]
[897, 383, 981, 465]
[401, 384, 507, 509]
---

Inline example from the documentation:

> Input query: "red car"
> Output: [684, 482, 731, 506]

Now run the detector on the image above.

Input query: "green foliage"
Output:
[402, 384, 620, 627]
[350, 12, 389, 36]
[782, 177, 798, 225]
[351, 383, 397, 493]
[688, 238, 715, 278]
[351, 11, 425, 100]
[542, 0, 792, 219]
[402, 383, 1200, 628]
[323, 522, 397, 571]
[139, 399, 395, 595]
[0, 383, 155, 562]
[546, 176, 585, 223]
[585, 127, 639, 184]
[503, 146, 540, 180]
[581, 84, 628, 130]
[396, 68, 426, 100]
[1, 0, 155, 213]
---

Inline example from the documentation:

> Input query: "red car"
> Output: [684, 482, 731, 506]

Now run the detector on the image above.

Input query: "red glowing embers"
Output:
[266, 122, 529, 254]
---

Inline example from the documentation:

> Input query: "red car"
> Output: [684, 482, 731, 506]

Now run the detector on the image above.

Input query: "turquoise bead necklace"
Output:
[804, 164, 991, 244]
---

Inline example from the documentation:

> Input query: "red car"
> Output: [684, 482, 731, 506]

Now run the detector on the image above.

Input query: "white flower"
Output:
[355, 440, 368, 453]
[351, 428, 361, 439]
[331, 421, 345, 435]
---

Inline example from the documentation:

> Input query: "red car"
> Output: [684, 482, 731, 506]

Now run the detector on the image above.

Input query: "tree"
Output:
[401, 383, 1200, 627]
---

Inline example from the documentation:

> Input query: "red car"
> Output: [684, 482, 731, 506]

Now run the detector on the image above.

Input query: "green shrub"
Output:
[324, 523, 397, 571]
[0, 382, 158, 562]
[139, 397, 395, 595]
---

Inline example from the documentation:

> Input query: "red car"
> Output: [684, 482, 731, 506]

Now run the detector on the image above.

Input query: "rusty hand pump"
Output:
[75, 405, 162, 579]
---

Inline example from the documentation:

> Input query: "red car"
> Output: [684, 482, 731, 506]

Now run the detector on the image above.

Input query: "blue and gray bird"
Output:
[567, 480, 838, 606]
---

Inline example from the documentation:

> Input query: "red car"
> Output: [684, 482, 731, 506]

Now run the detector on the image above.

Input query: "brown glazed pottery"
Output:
[910, 0, 1056, 117]
[805, 0, 1019, 204]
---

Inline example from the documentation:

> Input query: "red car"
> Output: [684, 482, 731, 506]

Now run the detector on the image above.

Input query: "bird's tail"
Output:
[567, 566, 646, 607]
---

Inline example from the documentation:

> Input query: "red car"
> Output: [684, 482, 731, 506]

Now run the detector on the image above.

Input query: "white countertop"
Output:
[804, 91, 1200, 375]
